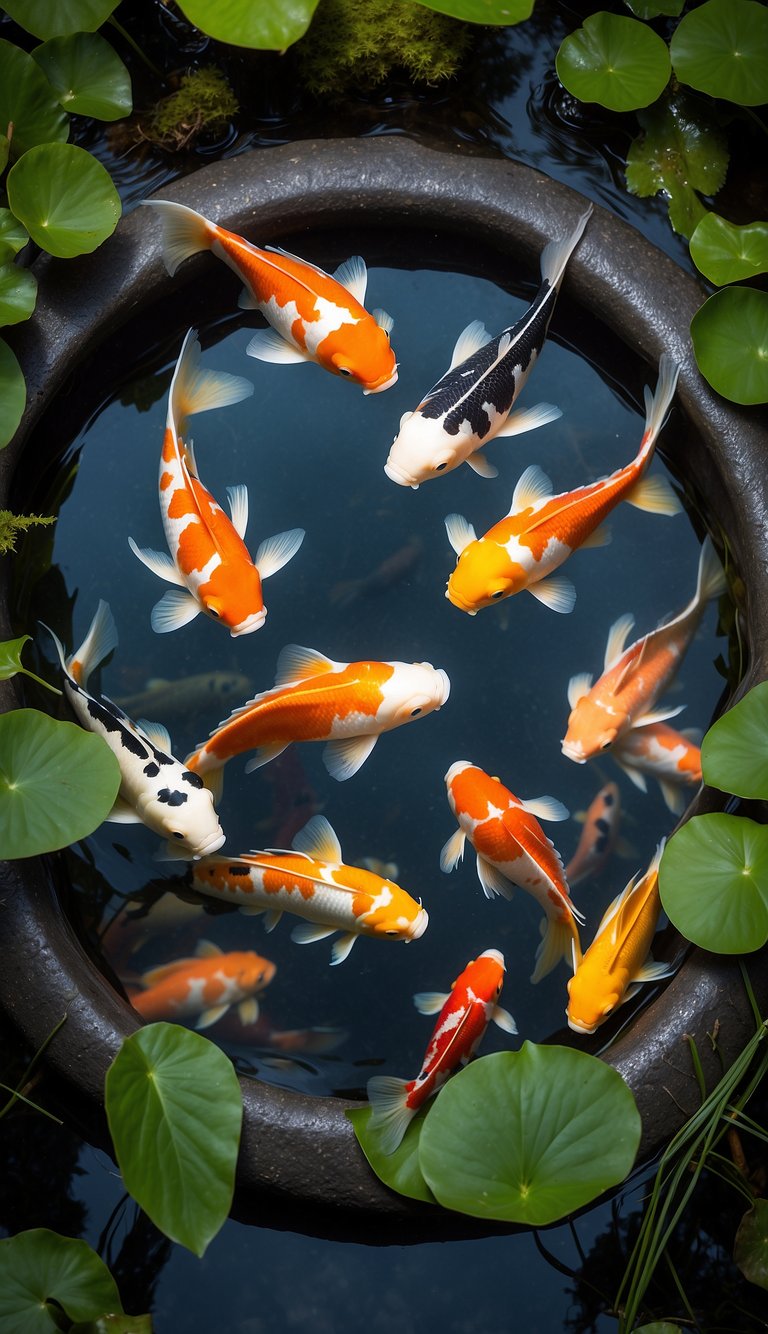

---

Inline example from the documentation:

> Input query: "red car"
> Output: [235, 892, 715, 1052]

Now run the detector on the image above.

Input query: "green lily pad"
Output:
[690, 215, 768, 285]
[626, 91, 729, 237]
[33, 33, 132, 120]
[0, 38, 69, 161]
[0, 708, 120, 857]
[0, 1228, 123, 1333]
[0, 134, 8, 174]
[418, 1046, 641, 1225]
[624, 1, 683, 16]
[7, 143, 121, 259]
[556, 12, 671, 113]
[0, 634, 59, 694]
[413, 0, 533, 21]
[671, 0, 768, 107]
[0, 338, 27, 451]
[701, 682, 768, 797]
[691, 288, 768, 406]
[734, 1199, 768, 1291]
[105, 1023, 243, 1256]
[0, 0, 120, 39]
[176, 0, 320, 50]
[659, 814, 768, 953]
[0, 262, 37, 327]
[346, 1104, 436, 1204]
[0, 210, 30, 262]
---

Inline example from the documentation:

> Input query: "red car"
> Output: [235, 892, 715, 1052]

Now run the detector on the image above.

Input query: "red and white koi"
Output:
[443, 354, 681, 616]
[562, 538, 725, 762]
[612, 722, 702, 814]
[384, 208, 593, 489]
[129, 329, 304, 636]
[42, 600, 224, 858]
[186, 644, 450, 789]
[192, 814, 428, 965]
[144, 201, 398, 393]
[366, 949, 516, 1154]
[130, 939, 276, 1030]
[441, 761, 582, 982]
[566, 842, 674, 1034]
[564, 781, 622, 888]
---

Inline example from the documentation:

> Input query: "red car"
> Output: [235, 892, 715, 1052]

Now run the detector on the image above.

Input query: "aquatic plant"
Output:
[139, 67, 238, 152]
[0, 509, 55, 555]
[0, 1227, 151, 1332]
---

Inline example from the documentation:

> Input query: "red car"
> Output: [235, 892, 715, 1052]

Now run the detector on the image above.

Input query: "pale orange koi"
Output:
[564, 781, 621, 887]
[130, 939, 276, 1030]
[612, 722, 702, 814]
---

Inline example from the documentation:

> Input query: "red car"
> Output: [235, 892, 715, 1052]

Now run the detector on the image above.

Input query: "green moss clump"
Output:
[296, 0, 473, 96]
[142, 68, 238, 151]
[0, 511, 55, 556]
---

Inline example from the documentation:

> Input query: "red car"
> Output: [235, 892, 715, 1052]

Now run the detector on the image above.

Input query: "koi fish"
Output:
[441, 761, 582, 982]
[186, 644, 450, 788]
[143, 200, 398, 393]
[192, 815, 428, 965]
[130, 939, 276, 1030]
[564, 781, 621, 888]
[566, 843, 674, 1034]
[42, 600, 224, 858]
[252, 747, 323, 851]
[129, 329, 304, 636]
[329, 535, 423, 608]
[443, 353, 681, 616]
[114, 669, 252, 724]
[366, 949, 516, 1154]
[562, 538, 726, 762]
[612, 723, 702, 814]
[384, 208, 594, 489]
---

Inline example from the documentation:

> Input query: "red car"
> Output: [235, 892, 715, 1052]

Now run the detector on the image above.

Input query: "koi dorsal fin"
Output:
[195, 939, 223, 958]
[604, 614, 636, 671]
[444, 514, 477, 556]
[275, 644, 341, 686]
[292, 814, 342, 864]
[136, 718, 172, 755]
[141, 958, 197, 985]
[373, 308, 394, 334]
[510, 464, 553, 514]
[333, 255, 368, 305]
[449, 320, 491, 370]
[567, 672, 593, 710]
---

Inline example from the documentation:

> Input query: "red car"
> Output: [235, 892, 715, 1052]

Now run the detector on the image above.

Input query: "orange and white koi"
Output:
[192, 814, 428, 965]
[612, 723, 702, 814]
[443, 354, 681, 616]
[564, 781, 621, 888]
[441, 761, 582, 982]
[186, 644, 450, 788]
[366, 949, 516, 1154]
[129, 939, 276, 1030]
[566, 842, 674, 1034]
[562, 538, 725, 762]
[129, 329, 304, 636]
[144, 201, 398, 393]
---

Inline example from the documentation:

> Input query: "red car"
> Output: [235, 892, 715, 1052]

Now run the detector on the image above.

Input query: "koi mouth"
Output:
[566, 1016, 597, 1035]
[445, 585, 477, 616]
[383, 458, 414, 487]
[230, 609, 267, 636]
[410, 907, 429, 940]
[363, 367, 399, 395]
[560, 739, 586, 763]
[195, 827, 227, 857]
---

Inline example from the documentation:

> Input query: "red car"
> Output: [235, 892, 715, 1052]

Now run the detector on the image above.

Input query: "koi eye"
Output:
[337, 367, 352, 378]
[435, 462, 448, 472]
[601, 740, 612, 750]
[491, 591, 505, 600]
[172, 831, 184, 840]
[385, 930, 399, 936]
[410, 707, 422, 717]
[209, 608, 220, 619]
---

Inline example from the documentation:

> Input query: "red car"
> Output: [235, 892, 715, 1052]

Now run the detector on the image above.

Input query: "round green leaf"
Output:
[701, 682, 768, 798]
[734, 1199, 768, 1291]
[1, 0, 120, 39]
[690, 288, 768, 406]
[7, 143, 121, 259]
[0, 209, 30, 262]
[0, 262, 37, 327]
[418, 1046, 641, 1225]
[671, 0, 768, 107]
[0, 338, 27, 450]
[690, 215, 768, 286]
[33, 33, 132, 120]
[0, 1228, 123, 1334]
[176, 0, 320, 50]
[412, 0, 533, 22]
[0, 39, 69, 161]
[0, 708, 120, 856]
[346, 1104, 436, 1204]
[556, 12, 671, 113]
[105, 1023, 243, 1256]
[659, 814, 768, 953]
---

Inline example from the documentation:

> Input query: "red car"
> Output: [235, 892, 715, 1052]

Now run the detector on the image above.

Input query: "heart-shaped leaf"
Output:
[659, 814, 768, 953]
[176, 0, 320, 50]
[0, 634, 59, 693]
[671, 0, 768, 107]
[626, 91, 729, 237]
[346, 1104, 436, 1204]
[7, 142, 121, 259]
[0, 1228, 123, 1333]
[0, 708, 120, 857]
[0, 210, 30, 262]
[105, 1023, 243, 1256]
[0, 337, 27, 450]
[701, 682, 768, 798]
[691, 288, 768, 406]
[556, 12, 671, 112]
[413, 0, 533, 21]
[690, 215, 768, 286]
[1, 0, 120, 39]
[0, 38, 68, 161]
[734, 1199, 768, 1291]
[33, 33, 132, 120]
[418, 1046, 641, 1224]
[0, 261, 37, 327]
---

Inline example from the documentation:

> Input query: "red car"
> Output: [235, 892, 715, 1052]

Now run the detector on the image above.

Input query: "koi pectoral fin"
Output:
[492, 1004, 517, 1034]
[128, 537, 186, 587]
[466, 451, 498, 479]
[255, 528, 305, 580]
[439, 827, 466, 874]
[106, 797, 142, 823]
[238, 998, 259, 1025]
[150, 589, 201, 634]
[246, 328, 310, 365]
[528, 575, 576, 615]
[476, 854, 515, 901]
[413, 991, 450, 1016]
[243, 743, 290, 774]
[494, 402, 562, 439]
[623, 474, 682, 517]
[196, 1004, 230, 1030]
[331, 933, 358, 966]
[323, 734, 378, 782]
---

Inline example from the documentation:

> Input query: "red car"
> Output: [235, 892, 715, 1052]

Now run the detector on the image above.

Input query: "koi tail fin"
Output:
[694, 538, 727, 608]
[142, 199, 215, 277]
[531, 915, 582, 985]
[55, 599, 118, 689]
[170, 329, 253, 439]
[636, 351, 682, 463]
[540, 203, 593, 293]
[366, 1076, 415, 1155]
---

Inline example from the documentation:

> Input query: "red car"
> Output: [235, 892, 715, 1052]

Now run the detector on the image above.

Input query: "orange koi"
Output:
[129, 939, 276, 1030]
[562, 539, 725, 762]
[566, 843, 674, 1034]
[564, 781, 621, 888]
[129, 329, 304, 636]
[192, 815, 428, 965]
[612, 722, 702, 814]
[366, 949, 516, 1154]
[144, 201, 398, 392]
[443, 354, 681, 616]
[441, 761, 582, 982]
[186, 644, 450, 788]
